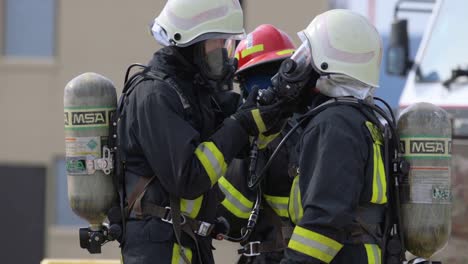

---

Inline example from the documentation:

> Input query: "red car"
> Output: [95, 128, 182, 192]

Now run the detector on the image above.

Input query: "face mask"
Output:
[194, 39, 238, 91]
[257, 41, 320, 106]
[195, 39, 237, 80]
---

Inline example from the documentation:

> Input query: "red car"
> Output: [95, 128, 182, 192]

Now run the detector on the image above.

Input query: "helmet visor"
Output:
[290, 35, 312, 75]
[202, 38, 237, 79]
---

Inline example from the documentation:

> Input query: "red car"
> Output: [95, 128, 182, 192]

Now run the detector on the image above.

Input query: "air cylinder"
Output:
[64, 72, 117, 231]
[398, 102, 452, 258]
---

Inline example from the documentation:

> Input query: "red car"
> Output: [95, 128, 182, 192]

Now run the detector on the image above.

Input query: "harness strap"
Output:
[170, 196, 193, 264]
[281, 226, 294, 241]
[125, 176, 156, 217]
[138, 202, 215, 237]
[133, 199, 213, 264]
[124, 176, 208, 264]
[145, 70, 191, 110]
[345, 205, 385, 245]
[238, 204, 294, 257]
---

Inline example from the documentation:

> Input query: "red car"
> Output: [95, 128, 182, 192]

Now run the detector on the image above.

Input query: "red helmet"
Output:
[235, 24, 296, 75]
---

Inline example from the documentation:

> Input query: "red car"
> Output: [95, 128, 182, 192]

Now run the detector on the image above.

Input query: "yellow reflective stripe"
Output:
[241, 44, 264, 58]
[371, 144, 380, 203]
[235, 53, 240, 60]
[295, 185, 304, 222]
[288, 175, 303, 224]
[264, 194, 289, 218]
[219, 176, 253, 219]
[276, 49, 295, 56]
[365, 121, 387, 205]
[288, 226, 343, 263]
[257, 132, 280, 149]
[251, 109, 267, 133]
[370, 143, 387, 204]
[376, 146, 387, 203]
[365, 121, 383, 144]
[172, 243, 193, 264]
[195, 142, 227, 186]
[180, 195, 203, 219]
[365, 244, 381, 264]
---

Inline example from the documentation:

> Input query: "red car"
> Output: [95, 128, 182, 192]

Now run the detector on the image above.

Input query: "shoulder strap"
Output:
[119, 65, 192, 113]
[281, 118, 302, 177]
[145, 70, 191, 110]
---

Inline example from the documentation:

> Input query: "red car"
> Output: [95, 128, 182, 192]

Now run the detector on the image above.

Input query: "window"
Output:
[417, 0, 468, 82]
[3, 0, 56, 57]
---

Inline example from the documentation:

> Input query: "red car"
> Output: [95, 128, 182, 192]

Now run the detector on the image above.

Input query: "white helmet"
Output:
[151, 0, 245, 47]
[299, 9, 382, 87]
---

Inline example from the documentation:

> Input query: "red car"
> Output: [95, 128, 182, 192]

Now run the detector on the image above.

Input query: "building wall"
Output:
[0, 0, 328, 165]
[244, 0, 329, 45]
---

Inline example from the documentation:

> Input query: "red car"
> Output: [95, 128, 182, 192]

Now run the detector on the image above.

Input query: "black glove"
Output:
[213, 90, 242, 117]
[231, 87, 287, 137]
[211, 216, 230, 240]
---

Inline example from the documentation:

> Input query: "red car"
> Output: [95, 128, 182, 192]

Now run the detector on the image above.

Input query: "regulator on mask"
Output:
[258, 40, 320, 106]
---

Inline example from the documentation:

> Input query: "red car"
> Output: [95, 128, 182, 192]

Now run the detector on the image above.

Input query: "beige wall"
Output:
[0, 0, 328, 165]
[244, 0, 329, 45]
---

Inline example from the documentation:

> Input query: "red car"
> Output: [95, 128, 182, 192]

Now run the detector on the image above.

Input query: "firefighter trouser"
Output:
[121, 218, 214, 264]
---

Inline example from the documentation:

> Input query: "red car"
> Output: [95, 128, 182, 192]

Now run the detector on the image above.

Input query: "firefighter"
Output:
[118, 1, 287, 263]
[277, 9, 387, 264]
[216, 24, 299, 264]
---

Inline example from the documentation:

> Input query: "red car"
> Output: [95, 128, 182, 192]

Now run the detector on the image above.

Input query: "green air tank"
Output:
[64, 72, 117, 231]
[398, 102, 452, 259]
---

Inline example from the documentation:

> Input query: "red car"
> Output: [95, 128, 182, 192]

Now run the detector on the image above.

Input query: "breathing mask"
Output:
[194, 39, 238, 91]
[258, 38, 320, 106]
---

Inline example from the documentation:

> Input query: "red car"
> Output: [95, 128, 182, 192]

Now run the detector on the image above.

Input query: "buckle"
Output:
[195, 221, 212, 237]
[239, 241, 261, 257]
[160, 207, 186, 225]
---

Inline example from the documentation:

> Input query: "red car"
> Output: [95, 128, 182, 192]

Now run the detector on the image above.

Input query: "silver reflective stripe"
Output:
[185, 200, 194, 213]
[264, 195, 289, 217]
[375, 146, 383, 203]
[270, 201, 288, 211]
[371, 144, 387, 204]
[181, 195, 203, 218]
[371, 244, 381, 264]
[290, 233, 338, 259]
[365, 244, 381, 264]
[199, 144, 223, 178]
[218, 181, 252, 215]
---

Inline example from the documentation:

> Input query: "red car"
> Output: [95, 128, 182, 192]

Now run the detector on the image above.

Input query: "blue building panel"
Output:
[4, 0, 55, 57]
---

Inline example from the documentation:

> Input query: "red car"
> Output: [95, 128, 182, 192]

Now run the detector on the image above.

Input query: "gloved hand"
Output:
[231, 87, 287, 137]
[211, 216, 230, 240]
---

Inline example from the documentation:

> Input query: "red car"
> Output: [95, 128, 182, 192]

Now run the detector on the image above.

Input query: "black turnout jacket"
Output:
[119, 46, 247, 264]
